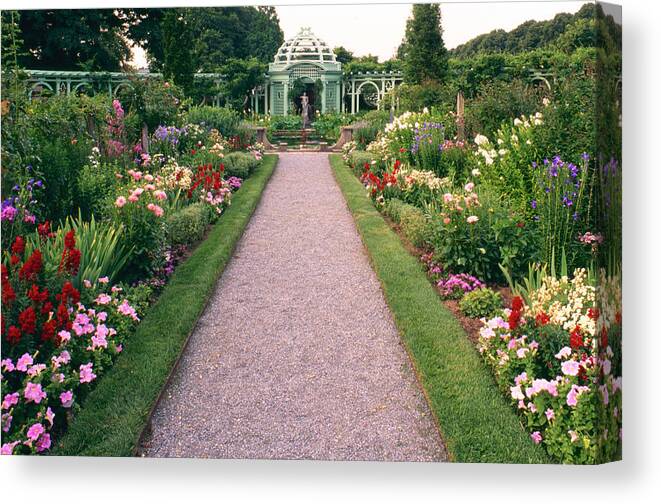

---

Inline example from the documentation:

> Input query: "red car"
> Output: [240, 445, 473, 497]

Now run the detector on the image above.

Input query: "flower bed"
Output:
[477, 269, 621, 464]
[2, 92, 266, 455]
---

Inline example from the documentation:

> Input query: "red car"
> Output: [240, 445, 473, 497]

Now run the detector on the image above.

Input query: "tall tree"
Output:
[17, 10, 131, 71]
[401, 4, 448, 84]
[333, 46, 354, 65]
[161, 10, 196, 95]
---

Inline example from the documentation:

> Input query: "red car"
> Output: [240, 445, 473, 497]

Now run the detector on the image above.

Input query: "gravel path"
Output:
[140, 152, 447, 461]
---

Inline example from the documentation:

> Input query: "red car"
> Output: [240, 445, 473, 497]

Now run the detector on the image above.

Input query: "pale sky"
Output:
[130, 1, 586, 68]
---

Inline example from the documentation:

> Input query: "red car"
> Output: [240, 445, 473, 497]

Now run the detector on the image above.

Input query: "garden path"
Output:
[140, 152, 447, 461]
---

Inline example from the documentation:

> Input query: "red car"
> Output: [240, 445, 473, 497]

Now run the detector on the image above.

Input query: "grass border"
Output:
[53, 154, 278, 457]
[330, 154, 551, 464]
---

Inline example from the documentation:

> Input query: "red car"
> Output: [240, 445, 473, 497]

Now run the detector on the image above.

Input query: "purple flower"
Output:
[531, 199, 537, 209]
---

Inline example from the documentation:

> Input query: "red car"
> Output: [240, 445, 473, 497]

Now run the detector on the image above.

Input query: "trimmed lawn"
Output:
[53, 154, 278, 457]
[330, 154, 550, 463]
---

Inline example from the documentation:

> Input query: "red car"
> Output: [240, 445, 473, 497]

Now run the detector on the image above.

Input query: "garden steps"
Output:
[139, 152, 447, 461]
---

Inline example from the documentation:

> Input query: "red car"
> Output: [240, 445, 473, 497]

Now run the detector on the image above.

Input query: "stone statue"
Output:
[301, 92, 310, 129]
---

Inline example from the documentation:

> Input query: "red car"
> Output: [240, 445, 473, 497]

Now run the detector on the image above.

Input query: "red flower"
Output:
[516, 221, 525, 228]
[615, 311, 622, 325]
[1, 281, 16, 304]
[399, 147, 406, 153]
[587, 307, 599, 320]
[11, 236, 25, 255]
[59, 281, 80, 305]
[18, 250, 42, 282]
[10, 255, 20, 266]
[64, 230, 76, 250]
[18, 306, 37, 334]
[570, 325, 584, 350]
[511, 296, 524, 312]
[191, 149, 197, 155]
[600, 326, 609, 349]
[41, 301, 54, 316]
[40, 319, 57, 342]
[38, 221, 52, 237]
[508, 309, 521, 330]
[535, 311, 550, 326]
[6, 325, 21, 345]
[56, 303, 70, 329]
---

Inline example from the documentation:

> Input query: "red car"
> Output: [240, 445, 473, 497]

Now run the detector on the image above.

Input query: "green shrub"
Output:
[399, 205, 432, 248]
[459, 288, 503, 318]
[183, 106, 241, 138]
[77, 161, 120, 220]
[465, 79, 543, 139]
[222, 152, 259, 179]
[383, 198, 431, 248]
[383, 198, 406, 223]
[430, 185, 540, 283]
[268, 115, 302, 132]
[165, 203, 212, 247]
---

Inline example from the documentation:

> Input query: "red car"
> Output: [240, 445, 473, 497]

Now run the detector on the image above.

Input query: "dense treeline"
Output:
[451, 3, 597, 58]
[8, 7, 283, 73]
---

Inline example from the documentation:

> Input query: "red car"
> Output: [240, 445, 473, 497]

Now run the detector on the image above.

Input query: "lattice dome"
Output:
[274, 27, 337, 64]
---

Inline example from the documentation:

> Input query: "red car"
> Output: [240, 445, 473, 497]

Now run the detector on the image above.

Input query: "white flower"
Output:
[498, 149, 508, 156]
[474, 134, 489, 146]
[542, 97, 550, 107]
[514, 118, 523, 126]
[466, 215, 479, 224]
[471, 168, 481, 177]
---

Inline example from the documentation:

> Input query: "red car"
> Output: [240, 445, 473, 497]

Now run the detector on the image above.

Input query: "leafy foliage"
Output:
[400, 4, 448, 84]
[459, 288, 503, 318]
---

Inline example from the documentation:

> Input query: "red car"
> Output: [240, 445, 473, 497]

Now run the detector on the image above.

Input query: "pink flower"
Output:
[443, 193, 453, 203]
[561, 359, 580, 376]
[144, 173, 154, 182]
[569, 430, 579, 443]
[566, 384, 589, 407]
[555, 346, 572, 360]
[24, 382, 47, 404]
[602, 359, 612, 376]
[35, 433, 51, 452]
[464, 182, 475, 192]
[97, 311, 108, 322]
[58, 330, 71, 344]
[528, 402, 537, 413]
[1, 441, 19, 455]
[514, 371, 528, 385]
[2, 392, 19, 410]
[154, 190, 167, 201]
[115, 196, 127, 208]
[45, 407, 55, 427]
[466, 215, 479, 224]
[116, 344, 123, 353]
[530, 431, 542, 444]
[16, 353, 33, 372]
[144, 184, 156, 191]
[98, 276, 109, 284]
[83, 279, 92, 288]
[117, 299, 139, 321]
[60, 390, 74, 408]
[516, 347, 529, 358]
[545, 408, 555, 421]
[510, 385, 524, 400]
[128, 194, 139, 203]
[1, 358, 14, 372]
[26, 422, 44, 441]
[2, 413, 13, 432]
[95, 293, 112, 305]
[599, 384, 609, 405]
[79, 363, 96, 384]
[27, 364, 46, 377]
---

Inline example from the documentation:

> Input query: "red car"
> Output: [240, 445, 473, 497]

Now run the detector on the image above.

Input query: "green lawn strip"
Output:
[330, 154, 550, 464]
[53, 154, 278, 457]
